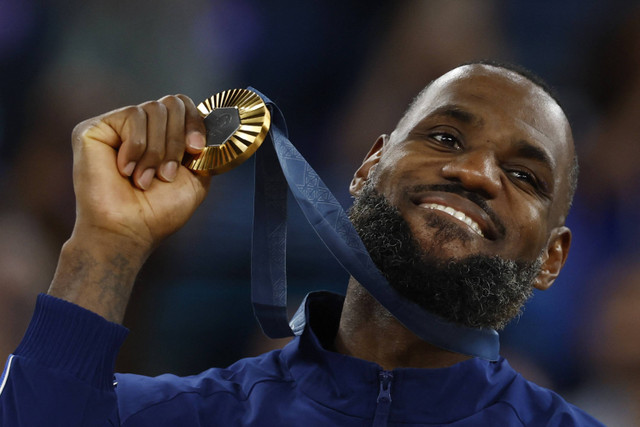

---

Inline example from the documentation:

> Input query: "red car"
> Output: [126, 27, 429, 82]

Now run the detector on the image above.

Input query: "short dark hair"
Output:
[402, 60, 579, 219]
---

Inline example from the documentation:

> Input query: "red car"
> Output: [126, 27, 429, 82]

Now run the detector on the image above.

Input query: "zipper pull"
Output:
[377, 371, 393, 404]
[373, 371, 393, 426]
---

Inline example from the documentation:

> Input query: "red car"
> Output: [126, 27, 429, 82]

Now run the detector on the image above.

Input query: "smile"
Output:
[419, 203, 485, 237]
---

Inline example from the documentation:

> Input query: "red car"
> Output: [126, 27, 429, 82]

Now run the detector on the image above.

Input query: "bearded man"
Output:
[0, 63, 603, 425]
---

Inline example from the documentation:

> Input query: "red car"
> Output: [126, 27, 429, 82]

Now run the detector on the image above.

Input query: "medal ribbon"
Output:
[249, 88, 499, 360]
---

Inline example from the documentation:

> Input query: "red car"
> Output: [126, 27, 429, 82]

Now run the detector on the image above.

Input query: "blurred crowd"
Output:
[1, 1, 639, 424]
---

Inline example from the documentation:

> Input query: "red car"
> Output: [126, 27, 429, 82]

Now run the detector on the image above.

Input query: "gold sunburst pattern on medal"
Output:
[183, 88, 271, 175]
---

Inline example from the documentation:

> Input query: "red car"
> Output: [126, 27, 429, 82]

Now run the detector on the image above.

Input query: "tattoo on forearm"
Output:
[51, 245, 139, 323]
[98, 252, 136, 322]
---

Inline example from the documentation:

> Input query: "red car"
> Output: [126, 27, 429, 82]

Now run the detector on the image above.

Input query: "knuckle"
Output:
[161, 96, 186, 122]
[140, 100, 167, 117]
[128, 138, 147, 153]
[121, 105, 145, 118]
[71, 117, 104, 149]
[176, 94, 198, 111]
[159, 95, 183, 109]
[71, 119, 90, 141]
[117, 105, 147, 126]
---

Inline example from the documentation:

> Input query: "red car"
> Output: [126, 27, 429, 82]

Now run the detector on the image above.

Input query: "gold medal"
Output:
[183, 88, 271, 175]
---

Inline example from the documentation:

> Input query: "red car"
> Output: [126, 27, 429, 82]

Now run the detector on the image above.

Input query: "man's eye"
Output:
[509, 169, 539, 189]
[430, 133, 461, 149]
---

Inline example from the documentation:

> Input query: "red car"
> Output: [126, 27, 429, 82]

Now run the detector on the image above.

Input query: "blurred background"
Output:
[1, 0, 639, 424]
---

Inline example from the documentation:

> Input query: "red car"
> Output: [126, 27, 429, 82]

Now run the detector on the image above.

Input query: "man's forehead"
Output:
[396, 65, 571, 150]
[422, 66, 561, 120]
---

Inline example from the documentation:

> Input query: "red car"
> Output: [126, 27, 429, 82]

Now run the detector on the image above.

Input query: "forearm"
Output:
[48, 230, 148, 324]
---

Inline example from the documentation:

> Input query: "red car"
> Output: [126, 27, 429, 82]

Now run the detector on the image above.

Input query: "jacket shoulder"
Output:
[498, 373, 605, 426]
[116, 348, 294, 424]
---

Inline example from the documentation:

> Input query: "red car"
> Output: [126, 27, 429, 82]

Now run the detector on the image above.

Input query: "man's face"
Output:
[349, 65, 574, 327]
[358, 65, 573, 266]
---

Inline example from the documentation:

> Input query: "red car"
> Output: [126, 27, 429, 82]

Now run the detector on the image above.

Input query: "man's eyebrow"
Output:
[513, 139, 554, 171]
[426, 105, 484, 127]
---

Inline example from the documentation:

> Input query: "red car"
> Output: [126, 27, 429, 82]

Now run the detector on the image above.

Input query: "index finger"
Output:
[176, 94, 207, 154]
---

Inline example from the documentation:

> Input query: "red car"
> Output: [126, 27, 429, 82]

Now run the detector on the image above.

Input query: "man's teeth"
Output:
[420, 203, 485, 237]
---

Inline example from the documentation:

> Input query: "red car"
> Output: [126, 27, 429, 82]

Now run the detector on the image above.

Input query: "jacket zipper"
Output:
[373, 370, 393, 426]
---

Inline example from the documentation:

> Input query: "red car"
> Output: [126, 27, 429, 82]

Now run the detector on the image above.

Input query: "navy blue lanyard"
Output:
[249, 88, 499, 361]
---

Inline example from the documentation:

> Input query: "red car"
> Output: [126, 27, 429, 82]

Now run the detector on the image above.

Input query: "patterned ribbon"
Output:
[249, 88, 499, 361]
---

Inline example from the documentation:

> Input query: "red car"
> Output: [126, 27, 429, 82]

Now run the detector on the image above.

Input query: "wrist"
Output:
[47, 232, 148, 324]
[69, 223, 153, 264]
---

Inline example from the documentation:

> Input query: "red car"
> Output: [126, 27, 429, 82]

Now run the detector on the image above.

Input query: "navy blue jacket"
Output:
[0, 292, 602, 426]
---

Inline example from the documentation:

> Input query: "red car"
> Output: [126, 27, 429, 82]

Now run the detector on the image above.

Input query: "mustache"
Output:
[408, 183, 507, 238]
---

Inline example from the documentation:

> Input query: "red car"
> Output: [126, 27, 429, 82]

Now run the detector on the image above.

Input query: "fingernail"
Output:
[187, 132, 206, 150]
[139, 168, 155, 190]
[123, 161, 136, 177]
[160, 161, 178, 182]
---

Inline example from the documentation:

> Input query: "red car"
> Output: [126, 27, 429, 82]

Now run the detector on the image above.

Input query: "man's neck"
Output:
[333, 278, 471, 370]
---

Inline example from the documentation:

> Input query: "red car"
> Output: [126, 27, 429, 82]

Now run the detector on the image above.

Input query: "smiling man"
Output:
[342, 63, 575, 360]
[0, 63, 602, 425]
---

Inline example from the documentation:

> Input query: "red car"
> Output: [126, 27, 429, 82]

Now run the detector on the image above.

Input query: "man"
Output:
[0, 63, 602, 425]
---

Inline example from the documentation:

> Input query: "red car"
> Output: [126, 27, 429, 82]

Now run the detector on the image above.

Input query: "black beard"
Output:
[348, 181, 541, 330]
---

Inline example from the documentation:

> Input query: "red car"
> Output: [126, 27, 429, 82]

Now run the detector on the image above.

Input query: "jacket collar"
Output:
[280, 292, 517, 423]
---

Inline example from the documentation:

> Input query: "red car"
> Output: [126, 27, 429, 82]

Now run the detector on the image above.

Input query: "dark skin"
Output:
[336, 65, 574, 369]
[49, 64, 573, 372]
[49, 95, 211, 322]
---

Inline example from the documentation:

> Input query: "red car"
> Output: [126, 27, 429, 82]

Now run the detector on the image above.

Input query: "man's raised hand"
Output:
[49, 95, 212, 322]
[71, 94, 210, 253]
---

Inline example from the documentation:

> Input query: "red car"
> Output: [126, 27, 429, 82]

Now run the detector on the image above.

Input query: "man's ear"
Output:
[534, 226, 572, 291]
[349, 135, 388, 196]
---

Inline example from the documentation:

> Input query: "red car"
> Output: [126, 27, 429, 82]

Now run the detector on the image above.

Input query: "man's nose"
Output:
[440, 149, 501, 199]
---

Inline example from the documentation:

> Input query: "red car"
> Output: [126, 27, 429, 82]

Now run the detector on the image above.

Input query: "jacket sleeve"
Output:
[0, 294, 128, 426]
